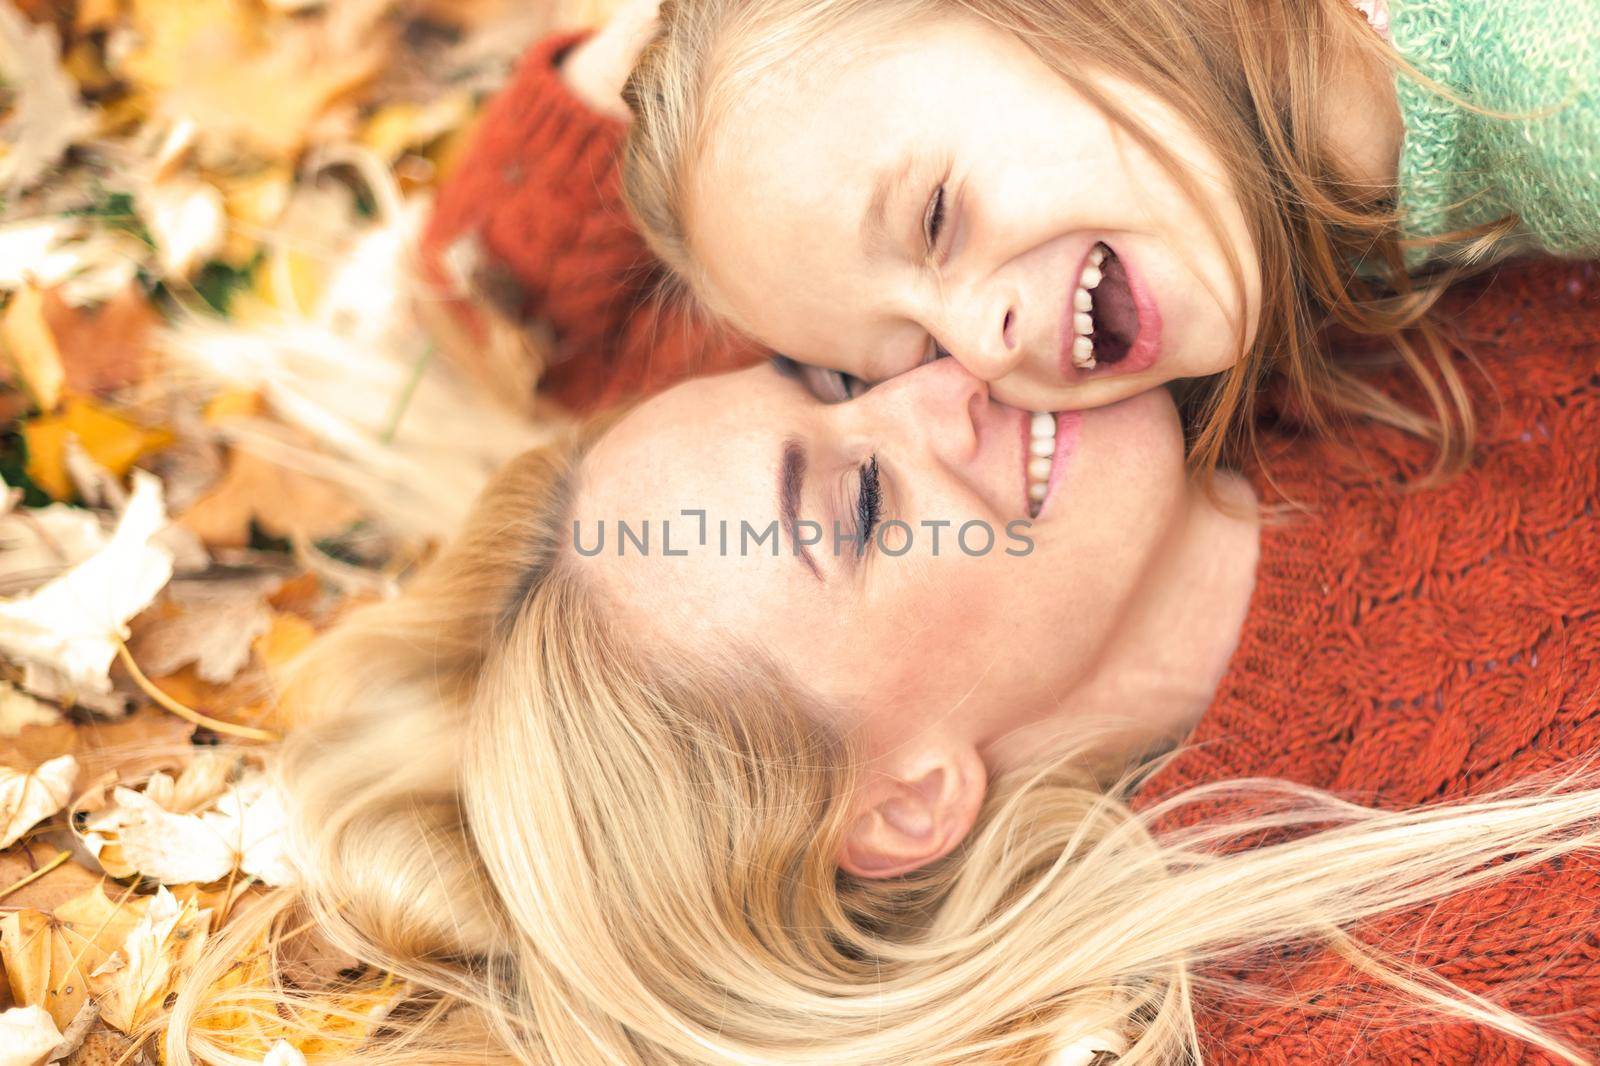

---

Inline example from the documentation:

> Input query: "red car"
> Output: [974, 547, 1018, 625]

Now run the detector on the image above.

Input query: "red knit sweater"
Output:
[419, 32, 759, 413]
[424, 34, 1600, 1064]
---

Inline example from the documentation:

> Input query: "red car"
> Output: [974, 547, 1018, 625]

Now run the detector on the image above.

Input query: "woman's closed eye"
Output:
[854, 454, 882, 550]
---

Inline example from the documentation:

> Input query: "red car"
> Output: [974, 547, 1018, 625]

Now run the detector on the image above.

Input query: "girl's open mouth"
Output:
[1060, 241, 1160, 378]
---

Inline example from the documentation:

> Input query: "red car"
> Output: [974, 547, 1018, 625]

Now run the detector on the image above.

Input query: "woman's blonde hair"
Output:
[152, 428, 1600, 1065]
[620, 0, 1517, 481]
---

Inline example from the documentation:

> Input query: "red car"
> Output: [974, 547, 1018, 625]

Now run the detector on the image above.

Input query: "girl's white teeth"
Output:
[1027, 411, 1057, 515]
[1071, 245, 1108, 370]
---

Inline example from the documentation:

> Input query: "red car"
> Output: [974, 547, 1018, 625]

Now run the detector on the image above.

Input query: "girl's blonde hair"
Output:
[621, 0, 1517, 480]
[155, 430, 1600, 1065]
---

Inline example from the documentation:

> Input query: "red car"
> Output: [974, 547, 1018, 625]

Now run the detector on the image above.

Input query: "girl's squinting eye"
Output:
[801, 365, 870, 404]
[923, 185, 946, 253]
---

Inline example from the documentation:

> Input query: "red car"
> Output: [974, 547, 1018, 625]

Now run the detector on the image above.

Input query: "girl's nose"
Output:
[943, 291, 1023, 383]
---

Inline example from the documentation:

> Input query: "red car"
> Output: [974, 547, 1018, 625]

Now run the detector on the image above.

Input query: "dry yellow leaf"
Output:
[1, 284, 65, 411]
[118, 0, 387, 161]
[358, 94, 474, 163]
[22, 398, 174, 501]
[88, 885, 210, 1033]
[217, 166, 293, 266]
[0, 884, 148, 1029]
[74, 0, 121, 33]
[202, 389, 261, 424]
[187, 928, 403, 1060]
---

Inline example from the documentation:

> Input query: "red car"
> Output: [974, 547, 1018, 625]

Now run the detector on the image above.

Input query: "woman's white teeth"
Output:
[1027, 411, 1057, 515]
[1071, 245, 1108, 370]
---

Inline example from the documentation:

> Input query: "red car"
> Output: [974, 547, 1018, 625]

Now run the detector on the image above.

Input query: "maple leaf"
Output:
[0, 884, 147, 1029]
[0, 1, 97, 194]
[21, 398, 174, 502]
[84, 760, 293, 886]
[41, 284, 160, 396]
[0, 706, 195, 788]
[116, 0, 388, 163]
[88, 885, 211, 1034]
[178, 448, 361, 548]
[0, 753, 76, 849]
[0, 470, 172, 692]
[132, 575, 278, 684]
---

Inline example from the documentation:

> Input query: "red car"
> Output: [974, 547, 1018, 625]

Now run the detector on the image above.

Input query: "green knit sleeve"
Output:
[1389, 0, 1600, 259]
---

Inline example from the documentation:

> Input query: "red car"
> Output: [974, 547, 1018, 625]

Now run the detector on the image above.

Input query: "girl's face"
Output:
[572, 357, 1195, 760]
[684, 14, 1262, 414]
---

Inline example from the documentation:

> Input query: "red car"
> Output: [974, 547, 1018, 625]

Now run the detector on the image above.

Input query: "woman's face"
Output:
[572, 358, 1193, 759]
[684, 14, 1261, 415]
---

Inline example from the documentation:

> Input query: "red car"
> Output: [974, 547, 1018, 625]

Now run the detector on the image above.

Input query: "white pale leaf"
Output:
[262, 1039, 309, 1066]
[0, 495, 108, 596]
[0, 1004, 62, 1066]
[84, 786, 235, 885]
[83, 767, 294, 886]
[0, 682, 62, 736]
[206, 772, 295, 886]
[93, 886, 211, 1034]
[0, 471, 174, 693]
[0, 2, 97, 194]
[138, 178, 227, 279]
[0, 754, 77, 849]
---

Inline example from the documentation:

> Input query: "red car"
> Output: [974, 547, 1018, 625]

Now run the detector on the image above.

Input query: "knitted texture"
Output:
[417, 32, 759, 413]
[1133, 258, 1600, 1063]
[1390, 0, 1600, 258]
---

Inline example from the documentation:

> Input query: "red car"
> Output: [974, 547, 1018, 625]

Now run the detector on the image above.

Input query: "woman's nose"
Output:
[847, 357, 988, 460]
[942, 290, 1023, 382]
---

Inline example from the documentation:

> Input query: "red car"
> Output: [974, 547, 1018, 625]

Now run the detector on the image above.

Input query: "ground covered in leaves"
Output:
[0, 0, 602, 1061]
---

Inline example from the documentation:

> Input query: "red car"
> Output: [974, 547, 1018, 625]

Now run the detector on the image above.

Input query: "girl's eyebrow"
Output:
[862, 156, 916, 261]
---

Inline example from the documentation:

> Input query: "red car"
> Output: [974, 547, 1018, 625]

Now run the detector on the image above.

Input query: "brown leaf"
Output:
[0, 708, 196, 786]
[64, 1028, 140, 1066]
[177, 449, 362, 548]
[0, 842, 101, 912]
[41, 286, 159, 397]
[130, 576, 279, 685]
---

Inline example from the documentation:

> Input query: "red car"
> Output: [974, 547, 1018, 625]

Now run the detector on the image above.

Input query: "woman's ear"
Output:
[838, 743, 988, 879]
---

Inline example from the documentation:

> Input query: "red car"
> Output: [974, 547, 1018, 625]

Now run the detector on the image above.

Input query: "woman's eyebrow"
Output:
[862, 156, 915, 261]
[780, 438, 823, 582]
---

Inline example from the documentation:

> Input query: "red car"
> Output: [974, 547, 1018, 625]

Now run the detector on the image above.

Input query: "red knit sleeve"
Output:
[416, 31, 761, 414]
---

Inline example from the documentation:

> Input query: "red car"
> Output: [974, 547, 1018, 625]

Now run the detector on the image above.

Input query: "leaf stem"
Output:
[115, 640, 280, 742]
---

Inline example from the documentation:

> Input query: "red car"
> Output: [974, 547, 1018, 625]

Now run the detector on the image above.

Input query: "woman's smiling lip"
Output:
[1055, 239, 1165, 381]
